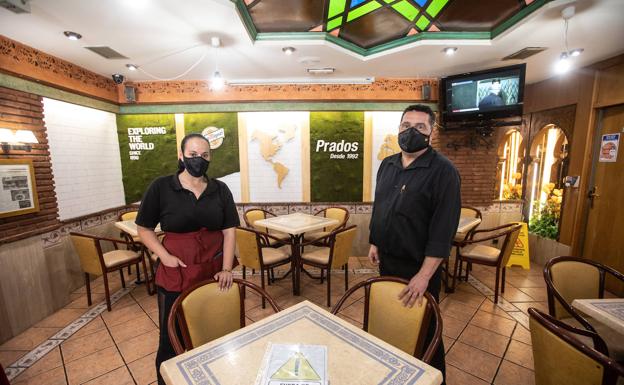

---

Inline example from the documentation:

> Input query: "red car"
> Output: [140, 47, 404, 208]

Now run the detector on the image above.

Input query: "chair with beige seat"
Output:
[303, 206, 350, 246]
[451, 222, 522, 303]
[443, 206, 482, 292]
[331, 276, 442, 363]
[70, 232, 150, 311]
[528, 307, 624, 385]
[243, 208, 290, 247]
[544, 256, 624, 362]
[300, 225, 357, 307]
[236, 226, 292, 307]
[117, 210, 143, 280]
[167, 278, 280, 355]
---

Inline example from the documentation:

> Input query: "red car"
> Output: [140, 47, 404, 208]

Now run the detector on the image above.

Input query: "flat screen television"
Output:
[440, 64, 526, 123]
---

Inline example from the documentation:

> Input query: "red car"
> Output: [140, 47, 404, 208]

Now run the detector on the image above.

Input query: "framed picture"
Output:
[0, 159, 40, 218]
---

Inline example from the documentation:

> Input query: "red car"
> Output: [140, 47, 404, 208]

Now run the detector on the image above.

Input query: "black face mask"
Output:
[180, 156, 209, 177]
[398, 127, 430, 153]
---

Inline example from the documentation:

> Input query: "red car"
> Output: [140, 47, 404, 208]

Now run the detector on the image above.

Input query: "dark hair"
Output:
[401, 104, 436, 128]
[178, 133, 211, 172]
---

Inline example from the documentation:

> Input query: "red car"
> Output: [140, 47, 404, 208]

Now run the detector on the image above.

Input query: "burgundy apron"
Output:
[155, 228, 234, 292]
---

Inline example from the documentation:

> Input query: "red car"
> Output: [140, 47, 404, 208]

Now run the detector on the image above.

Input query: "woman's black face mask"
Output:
[180, 156, 210, 177]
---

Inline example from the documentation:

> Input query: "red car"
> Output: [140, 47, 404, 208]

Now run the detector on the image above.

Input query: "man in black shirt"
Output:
[369, 104, 461, 382]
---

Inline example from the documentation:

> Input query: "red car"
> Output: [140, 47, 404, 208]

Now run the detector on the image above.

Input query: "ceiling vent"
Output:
[84, 46, 128, 59]
[0, 0, 30, 13]
[502, 47, 547, 61]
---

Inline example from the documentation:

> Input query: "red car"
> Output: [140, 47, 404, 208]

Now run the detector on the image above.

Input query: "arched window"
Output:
[527, 124, 569, 239]
[497, 130, 524, 200]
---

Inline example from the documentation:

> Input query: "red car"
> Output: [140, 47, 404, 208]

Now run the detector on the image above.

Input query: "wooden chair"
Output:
[167, 278, 280, 355]
[303, 206, 350, 245]
[117, 210, 141, 278]
[452, 222, 522, 303]
[528, 308, 624, 385]
[243, 208, 290, 247]
[331, 276, 443, 364]
[443, 206, 482, 292]
[300, 225, 357, 307]
[544, 256, 624, 361]
[0, 364, 10, 385]
[236, 227, 292, 308]
[70, 232, 150, 311]
[144, 233, 166, 295]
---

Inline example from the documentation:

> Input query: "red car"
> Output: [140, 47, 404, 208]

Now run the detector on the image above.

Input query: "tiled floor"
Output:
[0, 257, 547, 385]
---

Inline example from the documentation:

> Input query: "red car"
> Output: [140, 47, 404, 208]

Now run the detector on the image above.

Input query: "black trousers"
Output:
[156, 286, 181, 385]
[379, 254, 446, 385]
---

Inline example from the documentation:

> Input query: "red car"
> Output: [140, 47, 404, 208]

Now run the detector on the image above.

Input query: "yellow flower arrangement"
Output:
[502, 172, 523, 200]
[529, 182, 564, 239]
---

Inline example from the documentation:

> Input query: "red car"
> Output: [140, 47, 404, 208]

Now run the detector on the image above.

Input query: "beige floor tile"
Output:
[511, 324, 532, 345]
[494, 359, 536, 385]
[504, 340, 534, 370]
[61, 329, 115, 363]
[0, 349, 27, 367]
[478, 299, 515, 320]
[0, 327, 61, 351]
[35, 308, 86, 328]
[442, 314, 468, 339]
[136, 295, 158, 314]
[128, 352, 157, 385]
[455, 282, 483, 295]
[470, 311, 517, 337]
[458, 324, 510, 357]
[12, 366, 67, 385]
[110, 295, 138, 311]
[65, 293, 106, 309]
[71, 317, 107, 339]
[117, 329, 159, 364]
[446, 341, 502, 383]
[440, 299, 479, 322]
[147, 311, 159, 326]
[446, 363, 489, 385]
[101, 303, 147, 328]
[505, 276, 545, 288]
[511, 301, 548, 315]
[10, 347, 63, 382]
[65, 346, 124, 385]
[442, 336, 455, 354]
[276, 295, 307, 310]
[501, 288, 536, 302]
[83, 365, 135, 385]
[246, 303, 281, 321]
[446, 291, 485, 309]
[109, 314, 157, 345]
[517, 288, 548, 302]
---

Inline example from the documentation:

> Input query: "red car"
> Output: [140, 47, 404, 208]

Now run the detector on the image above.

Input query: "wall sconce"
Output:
[0, 128, 39, 153]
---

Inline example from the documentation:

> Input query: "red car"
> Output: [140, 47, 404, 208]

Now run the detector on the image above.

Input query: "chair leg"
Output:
[261, 268, 266, 309]
[140, 255, 150, 296]
[135, 262, 141, 282]
[451, 257, 460, 292]
[103, 273, 112, 311]
[242, 267, 246, 300]
[494, 267, 500, 304]
[344, 263, 348, 291]
[466, 262, 472, 280]
[320, 269, 324, 284]
[501, 267, 506, 293]
[326, 271, 331, 308]
[119, 269, 126, 289]
[127, 265, 132, 275]
[85, 273, 92, 306]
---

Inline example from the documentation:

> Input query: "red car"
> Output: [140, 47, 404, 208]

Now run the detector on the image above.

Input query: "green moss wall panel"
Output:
[117, 114, 178, 203]
[310, 112, 364, 202]
[183, 113, 240, 179]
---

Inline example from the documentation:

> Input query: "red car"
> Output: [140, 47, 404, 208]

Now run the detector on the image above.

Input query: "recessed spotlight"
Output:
[443, 47, 457, 55]
[126, 64, 139, 71]
[282, 47, 296, 55]
[63, 31, 82, 41]
[569, 48, 584, 57]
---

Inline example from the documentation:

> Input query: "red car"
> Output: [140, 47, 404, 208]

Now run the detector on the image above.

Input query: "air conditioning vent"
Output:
[84, 46, 128, 59]
[0, 0, 30, 13]
[502, 47, 547, 61]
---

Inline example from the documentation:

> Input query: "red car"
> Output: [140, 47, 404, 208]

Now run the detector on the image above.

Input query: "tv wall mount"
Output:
[444, 119, 522, 151]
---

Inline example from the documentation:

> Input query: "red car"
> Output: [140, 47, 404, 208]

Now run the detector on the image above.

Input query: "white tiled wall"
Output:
[43, 98, 125, 220]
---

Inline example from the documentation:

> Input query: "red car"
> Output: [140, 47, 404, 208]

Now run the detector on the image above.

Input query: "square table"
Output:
[571, 298, 624, 335]
[114, 220, 162, 238]
[254, 212, 339, 295]
[456, 217, 482, 235]
[161, 300, 442, 385]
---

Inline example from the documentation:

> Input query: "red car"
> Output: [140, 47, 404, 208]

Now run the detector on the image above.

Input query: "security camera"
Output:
[112, 74, 125, 84]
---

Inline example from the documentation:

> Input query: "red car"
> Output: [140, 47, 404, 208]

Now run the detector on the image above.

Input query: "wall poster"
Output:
[0, 159, 39, 218]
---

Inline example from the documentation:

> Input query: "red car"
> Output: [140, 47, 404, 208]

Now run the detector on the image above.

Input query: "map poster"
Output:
[117, 114, 177, 203]
[310, 112, 364, 202]
[255, 344, 328, 385]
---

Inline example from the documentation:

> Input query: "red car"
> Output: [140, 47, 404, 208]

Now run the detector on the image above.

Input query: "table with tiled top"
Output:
[572, 298, 624, 335]
[161, 300, 442, 385]
[114, 220, 162, 238]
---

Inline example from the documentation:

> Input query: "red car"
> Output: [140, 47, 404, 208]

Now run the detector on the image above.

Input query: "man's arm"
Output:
[398, 257, 443, 307]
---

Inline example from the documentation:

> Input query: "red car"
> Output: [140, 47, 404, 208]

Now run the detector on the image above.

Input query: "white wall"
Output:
[43, 98, 125, 220]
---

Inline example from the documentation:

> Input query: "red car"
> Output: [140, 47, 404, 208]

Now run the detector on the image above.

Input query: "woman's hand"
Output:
[159, 254, 187, 268]
[214, 270, 233, 291]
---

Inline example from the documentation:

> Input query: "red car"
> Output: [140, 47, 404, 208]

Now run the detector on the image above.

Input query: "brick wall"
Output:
[0, 86, 60, 242]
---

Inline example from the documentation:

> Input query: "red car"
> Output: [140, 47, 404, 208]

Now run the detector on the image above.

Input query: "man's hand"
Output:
[159, 254, 187, 268]
[368, 244, 379, 265]
[398, 273, 430, 308]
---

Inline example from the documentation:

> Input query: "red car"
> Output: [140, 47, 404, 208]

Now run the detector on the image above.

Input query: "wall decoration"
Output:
[310, 112, 364, 202]
[117, 114, 178, 203]
[370, 111, 403, 196]
[0, 159, 39, 218]
[184, 113, 242, 201]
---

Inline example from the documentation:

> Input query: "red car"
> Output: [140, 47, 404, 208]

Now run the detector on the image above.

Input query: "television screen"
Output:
[441, 64, 526, 122]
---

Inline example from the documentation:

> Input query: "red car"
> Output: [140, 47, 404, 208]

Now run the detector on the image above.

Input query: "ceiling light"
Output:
[282, 47, 296, 55]
[210, 37, 221, 48]
[555, 52, 571, 74]
[126, 64, 138, 71]
[443, 47, 457, 55]
[211, 71, 225, 90]
[307, 68, 335, 74]
[14, 130, 38, 144]
[63, 31, 82, 41]
[569, 48, 584, 57]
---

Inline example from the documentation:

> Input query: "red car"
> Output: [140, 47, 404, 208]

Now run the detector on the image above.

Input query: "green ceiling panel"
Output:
[347, 1, 383, 22]
[425, 0, 449, 18]
[328, 0, 348, 19]
[392, 0, 419, 21]
[415, 14, 430, 30]
[327, 16, 343, 30]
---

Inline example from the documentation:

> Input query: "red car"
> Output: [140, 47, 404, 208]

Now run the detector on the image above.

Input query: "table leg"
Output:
[291, 234, 303, 296]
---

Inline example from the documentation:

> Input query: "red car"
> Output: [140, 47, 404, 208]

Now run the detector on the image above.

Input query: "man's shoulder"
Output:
[381, 153, 401, 167]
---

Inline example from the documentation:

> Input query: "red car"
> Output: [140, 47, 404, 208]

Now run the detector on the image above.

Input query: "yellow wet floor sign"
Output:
[506, 222, 530, 270]
[271, 352, 321, 381]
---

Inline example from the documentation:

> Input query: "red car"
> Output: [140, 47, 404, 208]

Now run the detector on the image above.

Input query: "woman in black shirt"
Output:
[135, 133, 239, 385]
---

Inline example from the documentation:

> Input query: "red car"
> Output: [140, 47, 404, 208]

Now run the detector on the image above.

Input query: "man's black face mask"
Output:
[398, 126, 430, 153]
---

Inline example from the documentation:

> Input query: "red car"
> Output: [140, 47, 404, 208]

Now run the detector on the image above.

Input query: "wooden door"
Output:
[583, 104, 624, 295]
